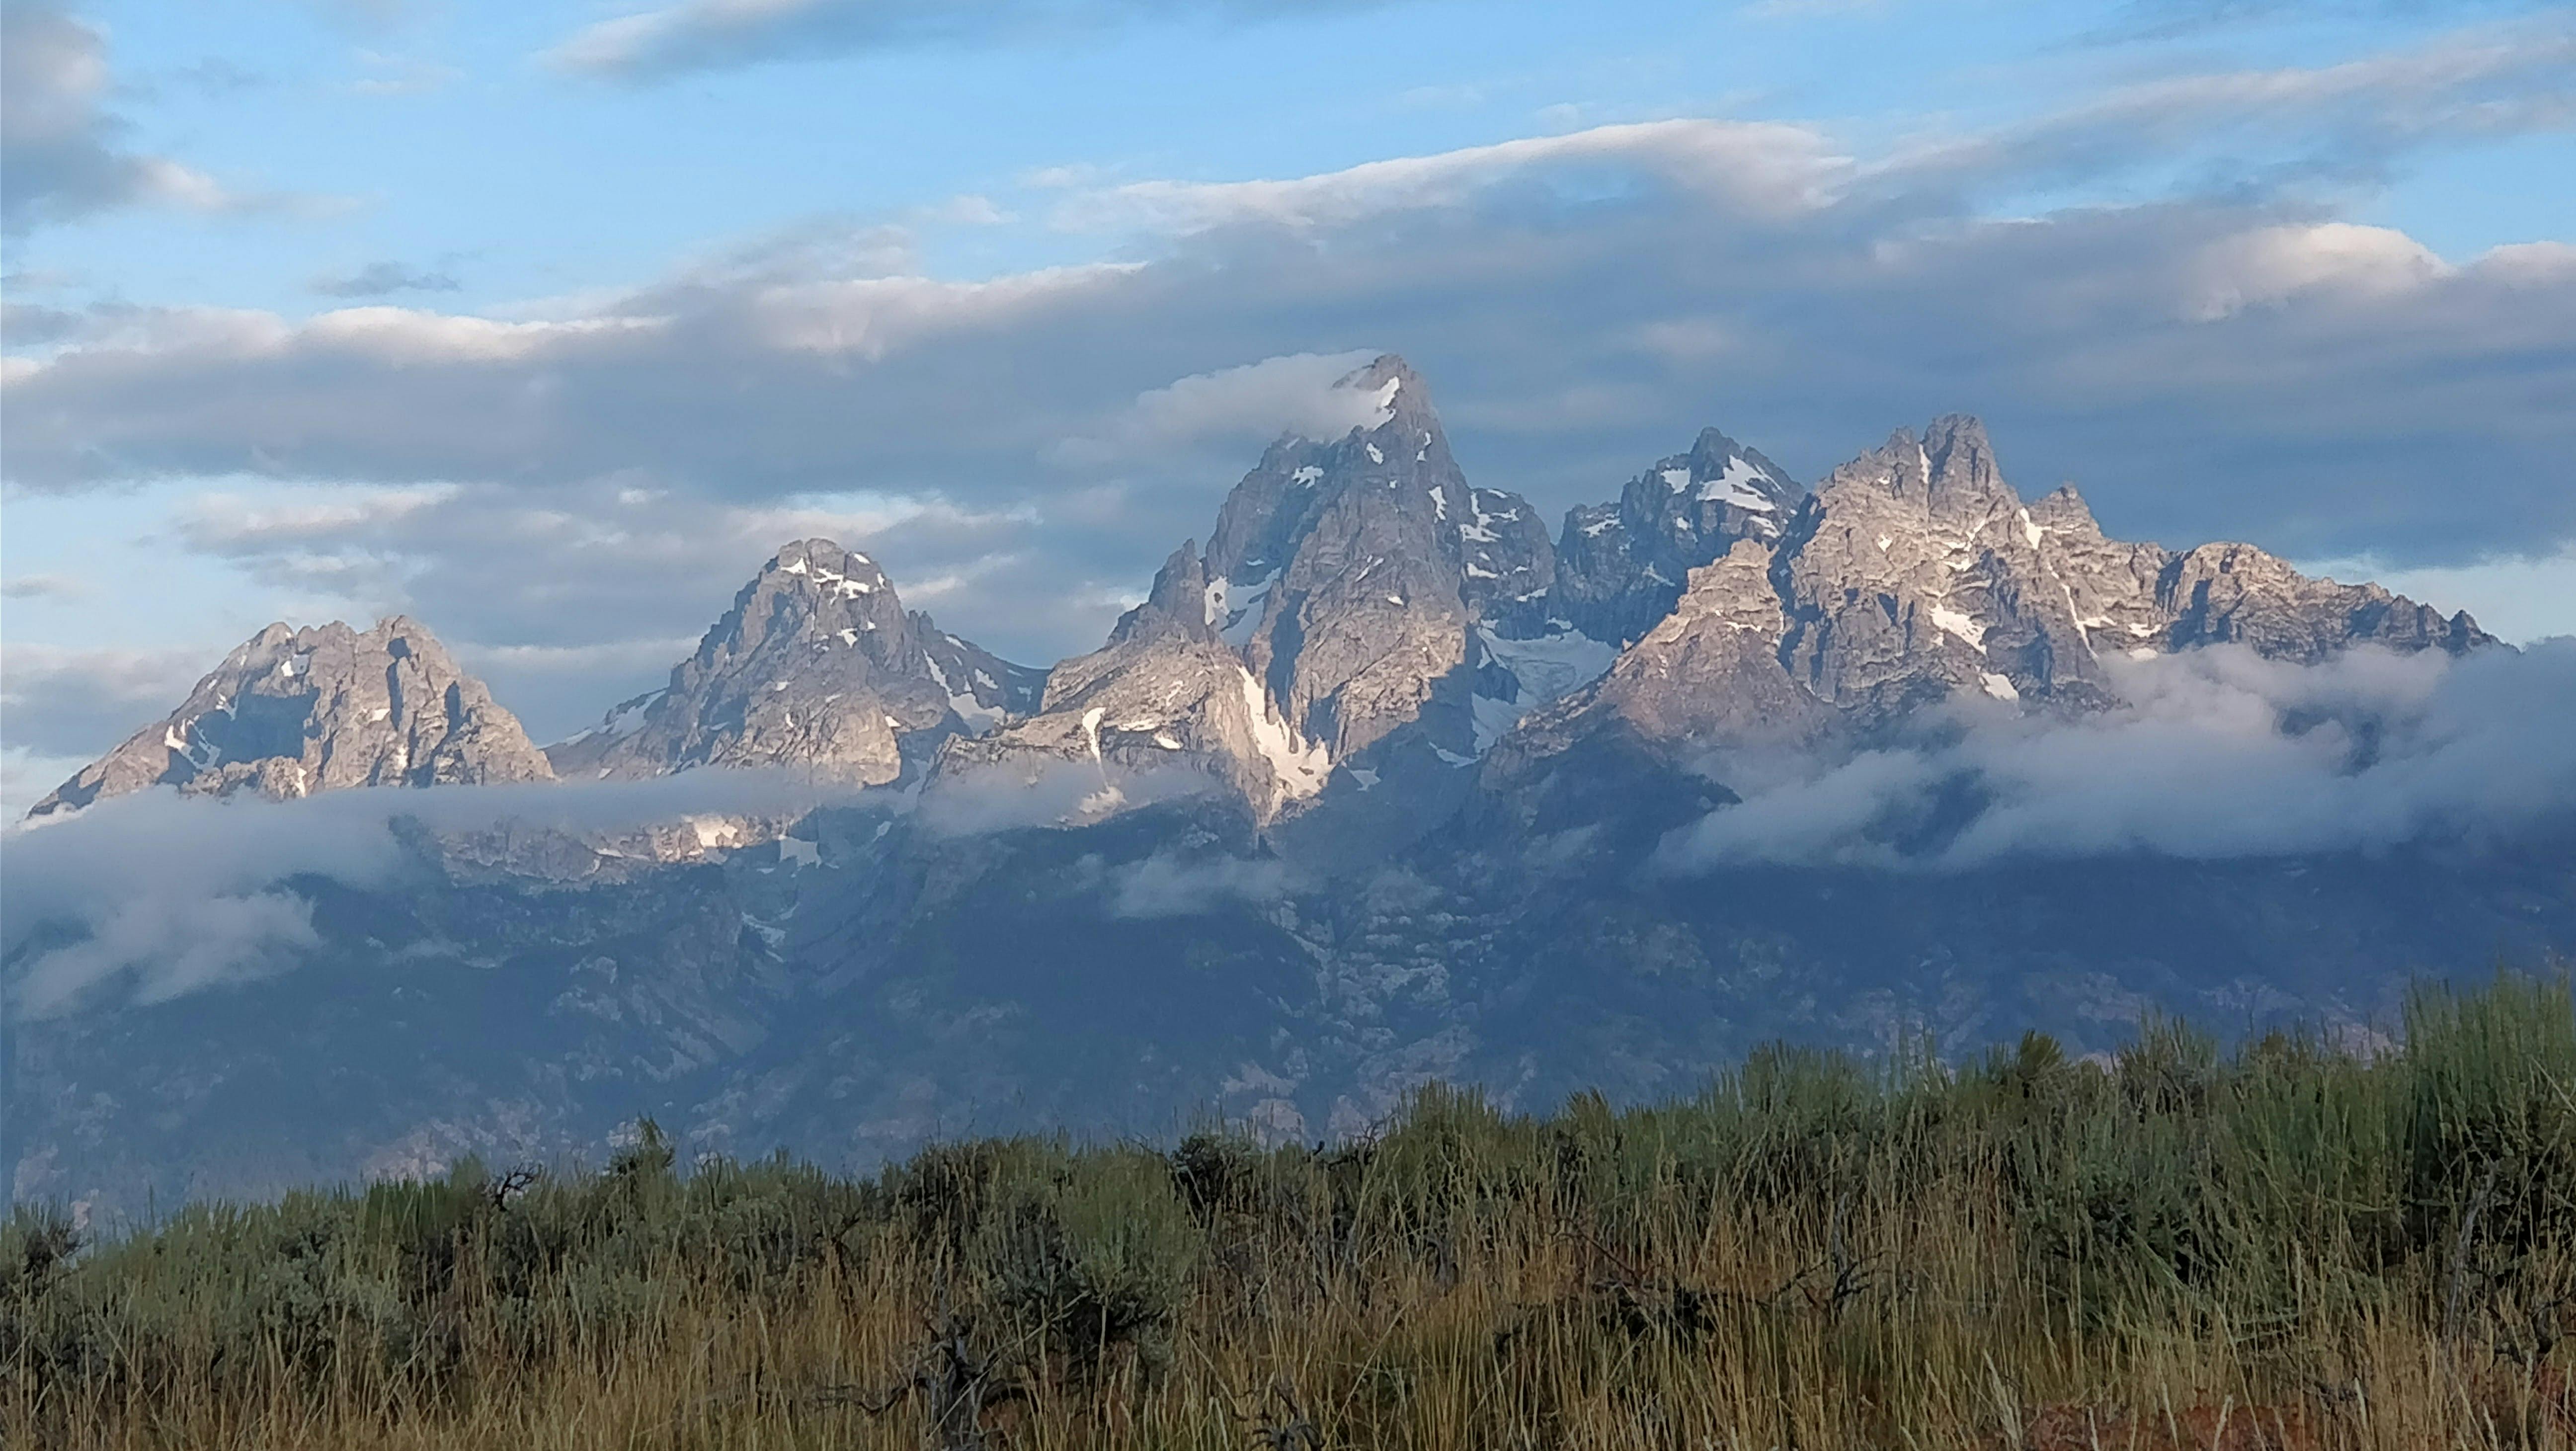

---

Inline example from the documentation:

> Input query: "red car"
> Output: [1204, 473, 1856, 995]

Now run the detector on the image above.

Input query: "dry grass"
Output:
[6, 974, 2573, 1450]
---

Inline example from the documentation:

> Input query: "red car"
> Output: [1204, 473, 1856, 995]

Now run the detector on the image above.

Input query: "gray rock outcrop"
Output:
[1502, 414, 2495, 783]
[1214, 355, 1478, 761]
[955, 355, 1527, 820]
[546, 539, 1042, 787]
[939, 542, 1330, 821]
[29, 617, 554, 817]
[1553, 427, 1802, 645]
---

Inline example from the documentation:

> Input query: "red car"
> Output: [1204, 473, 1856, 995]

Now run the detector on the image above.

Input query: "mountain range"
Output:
[6, 356, 2561, 1218]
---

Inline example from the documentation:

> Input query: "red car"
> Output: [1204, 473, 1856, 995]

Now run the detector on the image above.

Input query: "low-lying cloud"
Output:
[1103, 851, 1298, 918]
[1, 758, 1235, 1016]
[1659, 641, 2576, 872]
[1, 770, 873, 1017]
[916, 758, 1219, 837]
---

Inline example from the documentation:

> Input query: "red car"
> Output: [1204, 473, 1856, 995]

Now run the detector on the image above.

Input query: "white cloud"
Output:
[1052, 119, 1852, 234]
[912, 193, 1014, 227]
[2476, 240, 2576, 284]
[2184, 222, 2450, 320]
[14, 887, 321, 1016]
[544, 0, 1408, 80]
[1881, 22, 2576, 199]
[1051, 350, 1383, 464]
[1658, 643, 2576, 872]
[174, 483, 462, 550]
[312, 261, 464, 298]
[0, 770, 884, 1015]
[1106, 851, 1298, 917]
[6, 29, 2575, 769]
[0, 2, 247, 232]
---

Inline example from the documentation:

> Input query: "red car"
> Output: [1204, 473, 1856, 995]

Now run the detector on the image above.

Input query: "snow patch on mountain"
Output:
[1471, 625, 1618, 752]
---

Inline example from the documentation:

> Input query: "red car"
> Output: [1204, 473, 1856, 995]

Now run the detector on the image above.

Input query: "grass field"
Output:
[7, 974, 2573, 1449]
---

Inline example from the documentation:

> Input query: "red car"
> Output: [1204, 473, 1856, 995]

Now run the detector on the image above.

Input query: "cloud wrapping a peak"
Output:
[1050, 350, 1384, 464]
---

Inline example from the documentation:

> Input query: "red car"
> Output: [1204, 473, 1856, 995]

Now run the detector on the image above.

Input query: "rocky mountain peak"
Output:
[1824, 417, 2007, 523]
[546, 538, 1038, 785]
[1205, 357, 1452, 584]
[2027, 483, 2104, 539]
[1188, 356, 1476, 759]
[944, 534, 1331, 822]
[947, 358, 1501, 819]
[1552, 422, 1802, 645]
[1505, 415, 2501, 801]
[29, 616, 553, 817]
[1922, 414, 2003, 506]
[1111, 541, 1220, 649]
[1329, 353, 1432, 425]
[2160, 544, 2493, 662]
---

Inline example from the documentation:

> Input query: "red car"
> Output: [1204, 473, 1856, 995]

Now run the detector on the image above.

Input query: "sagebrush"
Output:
[7, 974, 2574, 1449]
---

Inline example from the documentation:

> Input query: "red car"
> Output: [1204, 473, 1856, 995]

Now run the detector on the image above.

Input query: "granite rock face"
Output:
[1508, 539, 1836, 762]
[545, 539, 1042, 788]
[1502, 414, 2494, 785]
[1454, 487, 1557, 630]
[1553, 428, 1802, 645]
[939, 542, 1331, 822]
[2159, 542, 2489, 661]
[1770, 415, 2111, 724]
[28, 618, 553, 817]
[1216, 355, 1479, 761]
[958, 356, 1545, 820]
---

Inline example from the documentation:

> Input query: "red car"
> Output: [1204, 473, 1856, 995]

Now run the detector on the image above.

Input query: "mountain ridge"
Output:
[26, 357, 2497, 828]
[10, 356, 2563, 1223]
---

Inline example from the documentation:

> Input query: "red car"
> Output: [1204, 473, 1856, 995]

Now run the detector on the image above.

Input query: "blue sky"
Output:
[3, 0, 2573, 812]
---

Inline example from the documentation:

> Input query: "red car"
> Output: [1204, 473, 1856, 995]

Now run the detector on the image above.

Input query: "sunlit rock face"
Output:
[1553, 426, 1803, 647]
[544, 538, 1043, 789]
[1499, 414, 2494, 789]
[29, 616, 554, 818]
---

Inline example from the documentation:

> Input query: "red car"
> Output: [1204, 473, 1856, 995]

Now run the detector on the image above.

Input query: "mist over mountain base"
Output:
[11, 772, 2570, 1221]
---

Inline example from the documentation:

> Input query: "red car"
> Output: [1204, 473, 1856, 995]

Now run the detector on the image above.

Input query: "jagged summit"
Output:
[1111, 542, 1220, 650]
[546, 538, 1042, 786]
[1552, 422, 1803, 645]
[26, 375, 2493, 846]
[29, 616, 554, 818]
[946, 357, 1499, 819]
[950, 367, 1821, 823]
[1498, 414, 2495, 803]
